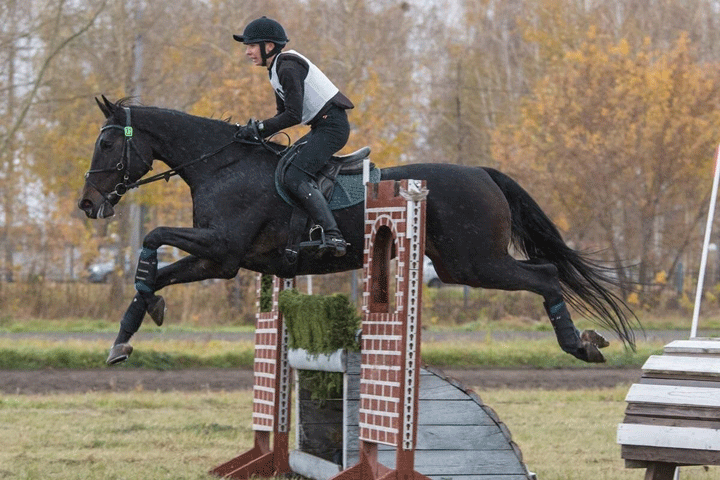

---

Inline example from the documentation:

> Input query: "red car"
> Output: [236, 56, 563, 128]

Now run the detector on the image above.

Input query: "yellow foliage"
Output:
[627, 292, 640, 306]
[492, 28, 720, 255]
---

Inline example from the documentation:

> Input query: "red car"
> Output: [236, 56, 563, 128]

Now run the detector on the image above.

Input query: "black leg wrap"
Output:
[114, 293, 147, 345]
[544, 299, 583, 354]
[544, 299, 605, 363]
[135, 248, 158, 293]
[543, 299, 588, 362]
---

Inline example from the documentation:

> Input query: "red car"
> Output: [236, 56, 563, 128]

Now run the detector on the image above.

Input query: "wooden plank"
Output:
[617, 423, 720, 451]
[639, 377, 720, 388]
[377, 449, 529, 476]
[289, 450, 341, 480]
[642, 355, 720, 377]
[663, 339, 720, 356]
[425, 476, 532, 480]
[417, 400, 500, 426]
[643, 462, 677, 480]
[623, 414, 720, 430]
[624, 403, 720, 421]
[621, 444, 720, 466]
[625, 383, 720, 408]
[374, 425, 514, 451]
[419, 374, 477, 401]
[343, 386, 502, 428]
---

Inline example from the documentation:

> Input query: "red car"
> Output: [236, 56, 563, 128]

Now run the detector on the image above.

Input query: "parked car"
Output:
[87, 260, 118, 283]
[424, 257, 443, 288]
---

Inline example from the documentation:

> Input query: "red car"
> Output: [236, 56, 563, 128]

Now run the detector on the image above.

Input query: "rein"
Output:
[85, 107, 287, 200]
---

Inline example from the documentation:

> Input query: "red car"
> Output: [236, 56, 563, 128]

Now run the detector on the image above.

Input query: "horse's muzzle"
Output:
[78, 188, 115, 219]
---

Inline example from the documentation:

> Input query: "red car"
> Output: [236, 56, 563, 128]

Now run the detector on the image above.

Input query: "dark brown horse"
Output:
[79, 97, 636, 365]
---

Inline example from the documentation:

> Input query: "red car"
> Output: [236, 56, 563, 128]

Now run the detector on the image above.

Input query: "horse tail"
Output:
[483, 167, 638, 348]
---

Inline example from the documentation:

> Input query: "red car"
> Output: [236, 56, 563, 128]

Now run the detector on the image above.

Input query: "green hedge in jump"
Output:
[279, 289, 360, 353]
[279, 289, 361, 400]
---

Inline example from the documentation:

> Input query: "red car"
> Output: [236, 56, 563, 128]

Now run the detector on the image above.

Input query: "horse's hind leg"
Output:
[460, 256, 606, 363]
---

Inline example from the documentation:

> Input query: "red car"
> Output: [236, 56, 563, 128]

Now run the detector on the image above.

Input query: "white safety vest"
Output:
[269, 50, 339, 124]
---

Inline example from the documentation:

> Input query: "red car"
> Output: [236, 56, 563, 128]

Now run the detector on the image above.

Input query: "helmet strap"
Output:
[260, 41, 283, 67]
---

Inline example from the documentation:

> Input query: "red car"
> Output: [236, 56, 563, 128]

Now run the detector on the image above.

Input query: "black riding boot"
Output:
[296, 181, 347, 257]
[544, 297, 605, 363]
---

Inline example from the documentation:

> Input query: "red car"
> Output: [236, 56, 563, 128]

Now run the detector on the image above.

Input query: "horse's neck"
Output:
[145, 110, 235, 176]
[150, 112, 221, 159]
[141, 109, 277, 188]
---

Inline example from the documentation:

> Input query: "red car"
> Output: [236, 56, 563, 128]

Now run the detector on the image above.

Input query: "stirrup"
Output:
[324, 236, 347, 257]
[298, 225, 327, 251]
[298, 225, 348, 257]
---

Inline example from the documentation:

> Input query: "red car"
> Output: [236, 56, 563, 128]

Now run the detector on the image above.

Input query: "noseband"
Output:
[84, 107, 153, 203]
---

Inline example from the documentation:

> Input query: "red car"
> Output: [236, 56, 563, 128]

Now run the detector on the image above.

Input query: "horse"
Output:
[79, 96, 636, 365]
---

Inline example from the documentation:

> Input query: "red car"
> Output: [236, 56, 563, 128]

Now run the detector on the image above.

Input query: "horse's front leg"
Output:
[107, 227, 239, 365]
[132, 226, 237, 319]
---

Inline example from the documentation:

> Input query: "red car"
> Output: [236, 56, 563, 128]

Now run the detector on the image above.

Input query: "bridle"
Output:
[84, 106, 290, 204]
[84, 107, 154, 203]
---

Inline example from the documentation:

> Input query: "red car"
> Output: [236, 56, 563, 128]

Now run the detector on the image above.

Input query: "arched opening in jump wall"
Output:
[369, 224, 397, 315]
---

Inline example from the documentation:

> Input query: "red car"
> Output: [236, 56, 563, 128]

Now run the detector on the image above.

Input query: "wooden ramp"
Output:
[292, 356, 534, 480]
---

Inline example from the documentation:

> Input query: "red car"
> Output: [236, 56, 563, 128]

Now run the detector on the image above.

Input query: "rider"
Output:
[234, 16, 354, 257]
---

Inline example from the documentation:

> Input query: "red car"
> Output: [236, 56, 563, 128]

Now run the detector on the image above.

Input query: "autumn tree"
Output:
[0, 0, 107, 282]
[493, 31, 720, 293]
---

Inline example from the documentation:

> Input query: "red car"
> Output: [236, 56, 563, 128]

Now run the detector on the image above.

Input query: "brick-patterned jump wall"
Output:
[359, 179, 427, 450]
[252, 276, 293, 434]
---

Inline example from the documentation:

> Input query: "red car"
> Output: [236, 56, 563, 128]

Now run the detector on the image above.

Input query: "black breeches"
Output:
[283, 107, 350, 195]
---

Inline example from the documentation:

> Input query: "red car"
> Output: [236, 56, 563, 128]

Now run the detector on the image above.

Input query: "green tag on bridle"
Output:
[124, 126, 133, 137]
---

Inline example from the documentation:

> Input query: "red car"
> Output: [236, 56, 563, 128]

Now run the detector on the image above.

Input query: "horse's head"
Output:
[78, 96, 154, 219]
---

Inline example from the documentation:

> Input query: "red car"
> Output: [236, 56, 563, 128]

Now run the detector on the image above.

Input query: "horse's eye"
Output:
[100, 139, 113, 150]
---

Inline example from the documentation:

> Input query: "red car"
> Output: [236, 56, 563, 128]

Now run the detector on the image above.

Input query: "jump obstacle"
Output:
[617, 339, 720, 479]
[211, 179, 534, 479]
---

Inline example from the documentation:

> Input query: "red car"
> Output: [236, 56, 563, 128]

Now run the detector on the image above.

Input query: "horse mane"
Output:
[109, 97, 288, 160]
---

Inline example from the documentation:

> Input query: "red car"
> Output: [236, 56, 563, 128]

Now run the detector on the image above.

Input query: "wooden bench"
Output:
[617, 339, 720, 480]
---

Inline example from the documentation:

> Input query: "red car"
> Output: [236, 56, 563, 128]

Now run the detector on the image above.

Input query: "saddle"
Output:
[276, 145, 372, 206]
[276, 145, 373, 276]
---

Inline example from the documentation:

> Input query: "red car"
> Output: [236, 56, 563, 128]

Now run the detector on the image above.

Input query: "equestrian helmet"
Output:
[233, 16, 289, 45]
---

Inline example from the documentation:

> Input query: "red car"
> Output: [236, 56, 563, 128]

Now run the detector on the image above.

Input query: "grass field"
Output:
[0, 334, 665, 370]
[1, 388, 717, 480]
[1, 311, 718, 479]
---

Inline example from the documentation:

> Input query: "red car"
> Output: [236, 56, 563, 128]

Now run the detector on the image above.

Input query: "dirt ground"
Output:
[0, 367, 642, 395]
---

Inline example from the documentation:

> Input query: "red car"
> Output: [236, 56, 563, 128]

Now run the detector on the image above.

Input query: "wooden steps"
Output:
[617, 339, 720, 479]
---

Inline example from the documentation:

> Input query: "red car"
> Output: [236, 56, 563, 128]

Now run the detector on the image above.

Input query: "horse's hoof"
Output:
[106, 343, 133, 365]
[147, 295, 166, 327]
[581, 329, 610, 349]
[580, 342, 606, 363]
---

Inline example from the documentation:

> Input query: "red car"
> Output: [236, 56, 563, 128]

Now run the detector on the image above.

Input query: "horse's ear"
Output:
[95, 95, 113, 118]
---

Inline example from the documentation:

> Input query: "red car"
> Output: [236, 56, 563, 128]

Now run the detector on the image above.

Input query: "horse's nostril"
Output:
[79, 198, 93, 211]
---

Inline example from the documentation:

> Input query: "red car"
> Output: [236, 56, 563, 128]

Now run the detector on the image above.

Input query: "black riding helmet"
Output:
[233, 16, 289, 66]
